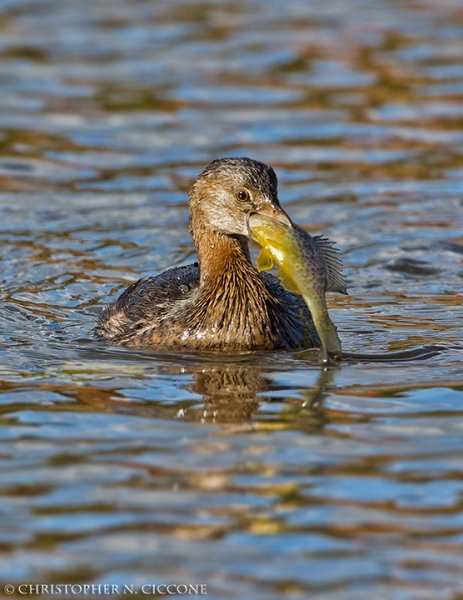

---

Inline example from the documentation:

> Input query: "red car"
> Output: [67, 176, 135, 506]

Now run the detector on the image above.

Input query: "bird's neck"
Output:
[188, 227, 282, 349]
[194, 228, 256, 286]
[186, 225, 306, 351]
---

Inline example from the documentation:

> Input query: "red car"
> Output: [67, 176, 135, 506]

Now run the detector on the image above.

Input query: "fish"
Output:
[248, 213, 347, 362]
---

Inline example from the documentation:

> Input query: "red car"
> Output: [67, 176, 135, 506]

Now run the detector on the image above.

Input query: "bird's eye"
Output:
[237, 188, 251, 202]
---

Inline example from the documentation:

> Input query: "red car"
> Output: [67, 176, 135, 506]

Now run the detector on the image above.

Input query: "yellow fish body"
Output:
[249, 214, 346, 362]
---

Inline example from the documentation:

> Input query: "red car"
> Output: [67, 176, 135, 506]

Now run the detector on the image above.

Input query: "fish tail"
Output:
[319, 317, 342, 362]
[303, 295, 342, 361]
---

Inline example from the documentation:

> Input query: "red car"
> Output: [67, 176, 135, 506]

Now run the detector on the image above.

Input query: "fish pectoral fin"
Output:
[256, 248, 274, 271]
[312, 235, 348, 294]
[278, 270, 302, 296]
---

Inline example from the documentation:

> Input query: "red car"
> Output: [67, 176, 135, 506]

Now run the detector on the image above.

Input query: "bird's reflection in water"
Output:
[184, 361, 338, 430]
[183, 362, 264, 423]
[68, 339, 447, 427]
[72, 357, 337, 429]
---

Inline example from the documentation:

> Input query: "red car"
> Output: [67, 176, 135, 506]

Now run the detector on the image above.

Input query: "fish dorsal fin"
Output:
[313, 235, 347, 294]
[278, 270, 302, 296]
[256, 248, 274, 272]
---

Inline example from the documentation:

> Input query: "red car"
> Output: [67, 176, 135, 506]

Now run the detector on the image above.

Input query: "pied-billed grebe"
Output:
[94, 157, 319, 351]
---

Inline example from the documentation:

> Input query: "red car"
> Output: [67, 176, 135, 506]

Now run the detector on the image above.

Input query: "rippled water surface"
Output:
[1, 0, 463, 598]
